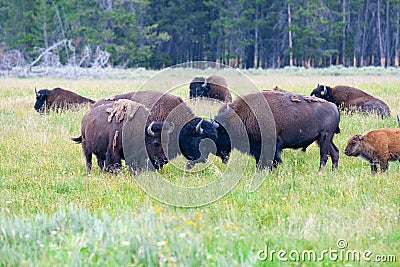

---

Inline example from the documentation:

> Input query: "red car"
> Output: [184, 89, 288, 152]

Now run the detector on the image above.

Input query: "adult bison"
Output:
[94, 90, 218, 167]
[72, 99, 174, 174]
[310, 84, 390, 118]
[212, 90, 341, 171]
[189, 75, 232, 102]
[345, 128, 400, 174]
[34, 87, 95, 113]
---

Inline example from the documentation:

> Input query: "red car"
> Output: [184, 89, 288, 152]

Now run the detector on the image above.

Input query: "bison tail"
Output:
[71, 135, 82, 144]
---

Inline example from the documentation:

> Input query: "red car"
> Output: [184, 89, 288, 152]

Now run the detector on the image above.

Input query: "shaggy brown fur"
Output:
[34, 87, 95, 113]
[72, 99, 170, 174]
[207, 75, 232, 102]
[311, 84, 390, 118]
[215, 89, 340, 170]
[345, 128, 400, 174]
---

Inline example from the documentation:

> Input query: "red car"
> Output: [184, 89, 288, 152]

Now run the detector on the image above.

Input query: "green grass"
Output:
[0, 69, 399, 266]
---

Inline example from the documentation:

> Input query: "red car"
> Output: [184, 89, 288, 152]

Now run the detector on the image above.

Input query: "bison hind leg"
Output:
[316, 132, 332, 171]
[85, 154, 92, 175]
[329, 142, 339, 169]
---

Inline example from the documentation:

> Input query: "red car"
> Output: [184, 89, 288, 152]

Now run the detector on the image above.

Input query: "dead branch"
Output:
[27, 39, 67, 68]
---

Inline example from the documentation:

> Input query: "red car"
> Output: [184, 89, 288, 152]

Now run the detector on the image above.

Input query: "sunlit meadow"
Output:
[0, 66, 399, 266]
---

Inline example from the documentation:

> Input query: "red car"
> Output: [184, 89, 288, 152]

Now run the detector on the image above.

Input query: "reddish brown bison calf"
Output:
[345, 128, 400, 174]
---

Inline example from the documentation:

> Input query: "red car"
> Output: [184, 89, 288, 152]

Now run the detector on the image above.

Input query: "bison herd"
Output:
[33, 75, 399, 175]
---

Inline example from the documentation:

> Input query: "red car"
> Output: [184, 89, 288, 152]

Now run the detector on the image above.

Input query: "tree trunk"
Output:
[385, 0, 390, 67]
[361, 0, 369, 66]
[342, 0, 346, 66]
[254, 5, 259, 68]
[288, 2, 293, 67]
[395, 5, 400, 67]
[377, 0, 385, 67]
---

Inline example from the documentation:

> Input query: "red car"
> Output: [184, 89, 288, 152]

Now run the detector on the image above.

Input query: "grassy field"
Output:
[0, 68, 399, 266]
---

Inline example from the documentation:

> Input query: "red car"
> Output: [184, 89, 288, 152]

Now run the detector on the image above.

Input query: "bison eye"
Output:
[153, 141, 161, 147]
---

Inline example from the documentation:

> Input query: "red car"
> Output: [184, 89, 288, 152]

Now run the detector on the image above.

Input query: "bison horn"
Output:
[166, 122, 175, 134]
[35, 87, 39, 97]
[147, 121, 156, 136]
[397, 114, 400, 125]
[196, 119, 204, 134]
[210, 113, 219, 128]
[321, 86, 327, 96]
[202, 78, 208, 88]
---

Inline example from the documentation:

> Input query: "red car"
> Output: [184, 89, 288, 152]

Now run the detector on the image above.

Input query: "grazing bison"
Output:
[94, 90, 218, 167]
[189, 75, 232, 102]
[344, 128, 400, 174]
[72, 99, 174, 174]
[310, 84, 390, 118]
[34, 87, 95, 113]
[213, 90, 341, 171]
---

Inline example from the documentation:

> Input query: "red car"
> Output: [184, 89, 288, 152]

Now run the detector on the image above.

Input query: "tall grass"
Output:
[0, 69, 399, 266]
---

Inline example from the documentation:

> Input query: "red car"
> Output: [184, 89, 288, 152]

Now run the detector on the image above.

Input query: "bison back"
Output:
[208, 75, 232, 102]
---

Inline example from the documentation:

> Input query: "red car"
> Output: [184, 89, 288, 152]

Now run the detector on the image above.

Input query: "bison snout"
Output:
[153, 157, 169, 169]
[344, 149, 354, 156]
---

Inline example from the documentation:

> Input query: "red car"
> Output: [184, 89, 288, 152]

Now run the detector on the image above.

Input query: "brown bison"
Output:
[213, 90, 341, 171]
[72, 99, 174, 174]
[94, 90, 218, 167]
[344, 128, 400, 174]
[189, 75, 232, 102]
[310, 84, 390, 118]
[34, 87, 95, 113]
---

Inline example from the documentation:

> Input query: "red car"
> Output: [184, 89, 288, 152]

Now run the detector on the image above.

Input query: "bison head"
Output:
[189, 77, 210, 99]
[145, 121, 174, 169]
[210, 119, 231, 164]
[179, 117, 218, 168]
[344, 134, 363, 157]
[310, 84, 334, 103]
[34, 88, 52, 113]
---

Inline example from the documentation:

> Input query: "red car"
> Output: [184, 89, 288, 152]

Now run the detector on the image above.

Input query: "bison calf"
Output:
[345, 128, 400, 174]
[34, 87, 95, 113]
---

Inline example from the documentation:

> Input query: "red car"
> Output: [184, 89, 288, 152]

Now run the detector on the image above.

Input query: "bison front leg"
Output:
[105, 150, 122, 173]
[369, 163, 378, 175]
[379, 159, 389, 173]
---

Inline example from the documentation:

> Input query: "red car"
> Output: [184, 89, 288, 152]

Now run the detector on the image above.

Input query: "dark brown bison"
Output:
[94, 90, 218, 167]
[72, 99, 174, 174]
[310, 84, 390, 118]
[189, 75, 232, 102]
[213, 90, 341, 171]
[345, 128, 400, 174]
[34, 87, 95, 113]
